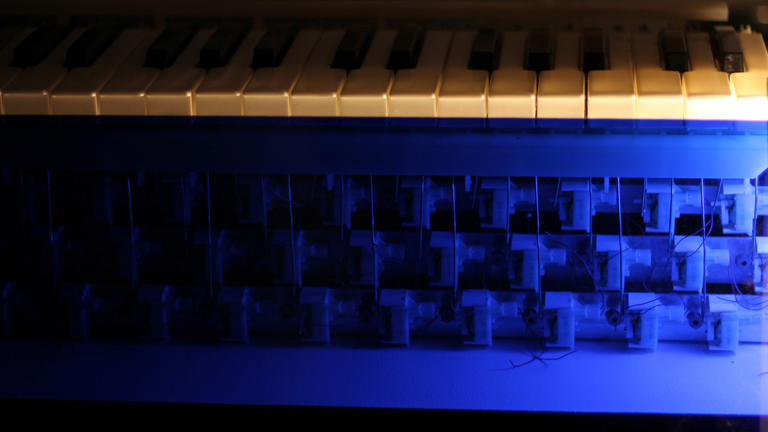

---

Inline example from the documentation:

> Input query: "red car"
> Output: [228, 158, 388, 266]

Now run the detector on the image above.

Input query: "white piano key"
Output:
[730, 32, 768, 123]
[243, 30, 320, 117]
[195, 29, 266, 117]
[587, 32, 635, 124]
[537, 31, 584, 124]
[2, 27, 87, 115]
[437, 30, 488, 119]
[339, 30, 396, 118]
[488, 31, 536, 122]
[98, 28, 165, 116]
[290, 30, 347, 117]
[50, 29, 148, 115]
[145, 27, 217, 116]
[632, 33, 684, 124]
[682, 32, 734, 122]
[0, 27, 36, 115]
[389, 30, 452, 118]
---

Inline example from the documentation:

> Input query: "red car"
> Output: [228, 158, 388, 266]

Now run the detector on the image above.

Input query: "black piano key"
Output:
[659, 28, 689, 73]
[582, 28, 605, 74]
[331, 26, 372, 70]
[712, 25, 743, 72]
[197, 23, 248, 69]
[387, 26, 422, 70]
[64, 25, 122, 69]
[144, 24, 199, 69]
[252, 27, 295, 69]
[0, 27, 21, 51]
[11, 26, 73, 67]
[469, 28, 501, 72]
[526, 27, 551, 72]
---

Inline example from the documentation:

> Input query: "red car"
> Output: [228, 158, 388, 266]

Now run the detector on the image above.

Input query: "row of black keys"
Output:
[6, 22, 746, 74]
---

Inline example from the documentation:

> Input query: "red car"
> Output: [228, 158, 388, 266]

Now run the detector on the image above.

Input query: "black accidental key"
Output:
[387, 26, 422, 70]
[11, 26, 73, 67]
[582, 28, 605, 74]
[712, 25, 743, 73]
[197, 23, 248, 69]
[252, 27, 295, 69]
[331, 26, 372, 70]
[470, 28, 501, 72]
[144, 24, 199, 69]
[659, 28, 689, 73]
[0, 27, 21, 52]
[526, 27, 551, 72]
[65, 25, 122, 68]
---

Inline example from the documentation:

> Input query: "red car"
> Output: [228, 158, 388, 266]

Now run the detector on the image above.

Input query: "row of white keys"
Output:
[632, 32, 684, 124]
[488, 31, 537, 123]
[389, 30, 452, 118]
[537, 31, 584, 124]
[242, 30, 320, 117]
[681, 32, 734, 121]
[195, 29, 266, 116]
[438, 30, 488, 120]
[51, 29, 149, 115]
[99, 29, 165, 116]
[731, 32, 768, 122]
[0, 28, 36, 115]
[3, 27, 87, 115]
[339, 30, 396, 118]
[145, 27, 216, 116]
[587, 32, 634, 124]
[290, 30, 347, 117]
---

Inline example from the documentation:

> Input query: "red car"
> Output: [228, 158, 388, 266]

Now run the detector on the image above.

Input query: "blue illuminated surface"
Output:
[0, 339, 765, 414]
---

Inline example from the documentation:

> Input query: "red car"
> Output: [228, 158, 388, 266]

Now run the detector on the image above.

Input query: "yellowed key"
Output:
[243, 30, 320, 117]
[537, 31, 584, 126]
[389, 30, 452, 122]
[50, 29, 148, 115]
[682, 32, 734, 122]
[195, 29, 266, 117]
[587, 32, 635, 125]
[290, 30, 346, 117]
[99, 29, 165, 116]
[632, 32, 684, 126]
[488, 31, 537, 126]
[437, 30, 488, 123]
[339, 30, 396, 119]
[730, 31, 768, 123]
[145, 28, 217, 116]
[3, 28, 87, 115]
[0, 28, 36, 115]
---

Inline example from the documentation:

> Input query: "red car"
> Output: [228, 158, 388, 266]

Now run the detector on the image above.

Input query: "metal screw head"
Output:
[522, 308, 538, 327]
[734, 254, 750, 268]
[279, 303, 295, 322]
[605, 309, 622, 327]
[440, 304, 455, 323]
[687, 311, 704, 329]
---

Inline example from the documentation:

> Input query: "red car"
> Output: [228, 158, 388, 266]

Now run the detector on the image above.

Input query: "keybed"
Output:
[0, 22, 766, 127]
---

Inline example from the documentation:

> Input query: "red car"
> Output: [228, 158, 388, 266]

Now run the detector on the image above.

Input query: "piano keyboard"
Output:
[0, 22, 766, 129]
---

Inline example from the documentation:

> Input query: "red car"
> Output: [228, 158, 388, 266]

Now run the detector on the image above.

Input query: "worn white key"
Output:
[289, 30, 346, 117]
[243, 30, 320, 117]
[195, 29, 266, 116]
[632, 32, 684, 123]
[145, 28, 216, 116]
[537, 31, 584, 123]
[488, 31, 537, 122]
[0, 28, 36, 115]
[730, 32, 768, 122]
[99, 29, 165, 116]
[437, 31, 488, 119]
[587, 32, 635, 123]
[339, 30, 396, 118]
[682, 32, 734, 121]
[2, 27, 87, 115]
[389, 30, 452, 118]
[50, 29, 148, 115]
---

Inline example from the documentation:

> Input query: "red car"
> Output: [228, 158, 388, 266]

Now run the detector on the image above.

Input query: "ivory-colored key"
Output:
[537, 31, 585, 126]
